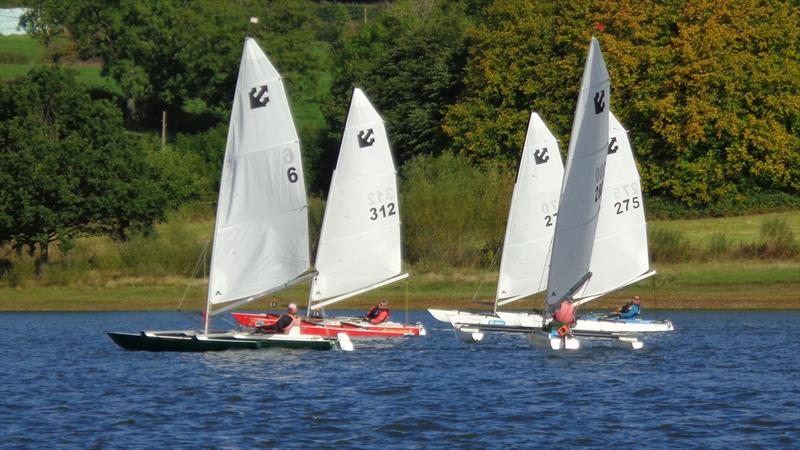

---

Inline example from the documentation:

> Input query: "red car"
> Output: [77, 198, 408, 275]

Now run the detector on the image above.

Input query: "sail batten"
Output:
[309, 88, 405, 308]
[207, 38, 310, 309]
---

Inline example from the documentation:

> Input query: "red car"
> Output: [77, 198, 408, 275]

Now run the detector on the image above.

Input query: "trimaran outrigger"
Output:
[109, 38, 353, 352]
[429, 38, 673, 350]
[232, 88, 425, 337]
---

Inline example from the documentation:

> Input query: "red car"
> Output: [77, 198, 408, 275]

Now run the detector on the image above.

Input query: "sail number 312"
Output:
[370, 203, 396, 220]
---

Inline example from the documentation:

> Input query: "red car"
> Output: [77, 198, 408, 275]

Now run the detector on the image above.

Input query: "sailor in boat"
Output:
[363, 300, 390, 324]
[612, 295, 642, 319]
[254, 303, 302, 334]
[547, 300, 577, 335]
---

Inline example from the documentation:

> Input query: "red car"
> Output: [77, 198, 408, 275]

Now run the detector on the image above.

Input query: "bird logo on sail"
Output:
[593, 90, 605, 114]
[608, 137, 618, 154]
[357, 128, 375, 148]
[534, 148, 550, 165]
[249, 85, 270, 109]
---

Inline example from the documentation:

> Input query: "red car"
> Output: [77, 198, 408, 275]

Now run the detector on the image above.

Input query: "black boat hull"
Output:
[108, 331, 337, 352]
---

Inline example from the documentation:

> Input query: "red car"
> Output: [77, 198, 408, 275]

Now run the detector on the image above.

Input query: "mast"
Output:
[544, 37, 610, 312]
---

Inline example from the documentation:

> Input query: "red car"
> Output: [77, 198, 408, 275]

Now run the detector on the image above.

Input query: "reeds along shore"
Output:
[0, 209, 798, 311]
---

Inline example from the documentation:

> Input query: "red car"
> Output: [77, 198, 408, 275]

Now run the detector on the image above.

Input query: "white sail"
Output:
[544, 37, 610, 311]
[309, 88, 405, 310]
[207, 38, 310, 309]
[495, 113, 564, 308]
[573, 112, 651, 305]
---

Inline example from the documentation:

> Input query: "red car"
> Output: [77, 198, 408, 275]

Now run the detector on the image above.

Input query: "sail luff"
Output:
[544, 37, 610, 312]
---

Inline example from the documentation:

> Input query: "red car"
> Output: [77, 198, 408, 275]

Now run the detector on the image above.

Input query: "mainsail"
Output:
[573, 112, 653, 305]
[495, 113, 564, 309]
[206, 38, 311, 320]
[544, 37, 610, 311]
[309, 88, 407, 311]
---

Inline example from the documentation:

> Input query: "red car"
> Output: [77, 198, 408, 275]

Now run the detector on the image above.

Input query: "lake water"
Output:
[1, 310, 798, 449]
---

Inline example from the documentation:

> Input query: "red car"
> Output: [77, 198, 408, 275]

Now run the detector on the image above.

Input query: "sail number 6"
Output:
[287, 167, 298, 183]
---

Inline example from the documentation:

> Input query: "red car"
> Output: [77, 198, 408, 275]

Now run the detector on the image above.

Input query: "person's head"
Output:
[633, 295, 641, 304]
[287, 303, 298, 313]
[379, 300, 388, 308]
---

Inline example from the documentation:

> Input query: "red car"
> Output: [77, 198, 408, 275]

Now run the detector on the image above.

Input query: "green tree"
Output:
[316, 0, 472, 191]
[0, 67, 178, 275]
[443, 0, 800, 207]
[644, 0, 800, 206]
[22, 0, 340, 128]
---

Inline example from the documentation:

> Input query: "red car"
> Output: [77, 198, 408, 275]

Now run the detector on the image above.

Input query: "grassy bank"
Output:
[2, 260, 798, 312]
[1, 205, 798, 311]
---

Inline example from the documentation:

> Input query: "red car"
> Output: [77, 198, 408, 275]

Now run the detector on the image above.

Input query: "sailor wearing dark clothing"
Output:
[254, 303, 301, 334]
[364, 300, 390, 324]
[614, 295, 642, 319]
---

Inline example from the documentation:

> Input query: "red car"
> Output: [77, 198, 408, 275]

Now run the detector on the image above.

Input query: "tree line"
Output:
[2, 0, 799, 274]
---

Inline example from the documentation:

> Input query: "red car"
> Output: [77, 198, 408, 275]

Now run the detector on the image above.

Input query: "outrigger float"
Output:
[109, 38, 352, 352]
[429, 38, 674, 351]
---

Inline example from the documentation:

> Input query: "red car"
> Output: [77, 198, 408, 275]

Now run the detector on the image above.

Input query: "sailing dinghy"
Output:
[428, 112, 564, 342]
[437, 38, 673, 349]
[108, 38, 352, 352]
[232, 88, 425, 337]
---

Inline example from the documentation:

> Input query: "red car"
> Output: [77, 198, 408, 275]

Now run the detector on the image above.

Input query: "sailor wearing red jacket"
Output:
[364, 300, 390, 324]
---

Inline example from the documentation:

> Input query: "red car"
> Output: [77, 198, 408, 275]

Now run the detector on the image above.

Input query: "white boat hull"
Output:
[430, 308, 672, 334]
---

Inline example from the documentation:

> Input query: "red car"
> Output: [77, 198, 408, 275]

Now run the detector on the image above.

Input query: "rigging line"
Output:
[651, 270, 657, 321]
[404, 277, 409, 325]
[471, 243, 500, 305]
[176, 237, 210, 314]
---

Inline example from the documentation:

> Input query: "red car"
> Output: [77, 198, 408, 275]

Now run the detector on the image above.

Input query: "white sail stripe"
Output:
[316, 220, 399, 245]
[216, 205, 307, 232]
[237, 75, 282, 90]
[344, 118, 384, 130]
[227, 139, 300, 158]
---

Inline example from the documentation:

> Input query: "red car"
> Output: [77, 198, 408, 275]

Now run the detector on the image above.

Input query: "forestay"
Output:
[573, 112, 652, 305]
[309, 88, 407, 310]
[545, 37, 610, 311]
[495, 113, 564, 309]
[207, 38, 310, 313]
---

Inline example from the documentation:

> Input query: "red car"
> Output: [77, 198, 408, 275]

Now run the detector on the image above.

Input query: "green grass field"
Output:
[650, 211, 800, 246]
[0, 35, 119, 92]
[1, 211, 798, 312]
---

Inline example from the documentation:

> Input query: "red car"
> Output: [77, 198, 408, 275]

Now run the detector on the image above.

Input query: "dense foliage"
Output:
[443, 0, 800, 207]
[0, 66, 197, 274]
[4, 0, 799, 277]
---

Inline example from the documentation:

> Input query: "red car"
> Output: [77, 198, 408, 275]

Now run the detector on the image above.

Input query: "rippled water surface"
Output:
[1, 310, 798, 449]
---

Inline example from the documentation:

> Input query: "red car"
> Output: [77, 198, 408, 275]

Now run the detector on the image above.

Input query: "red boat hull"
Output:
[231, 313, 425, 337]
